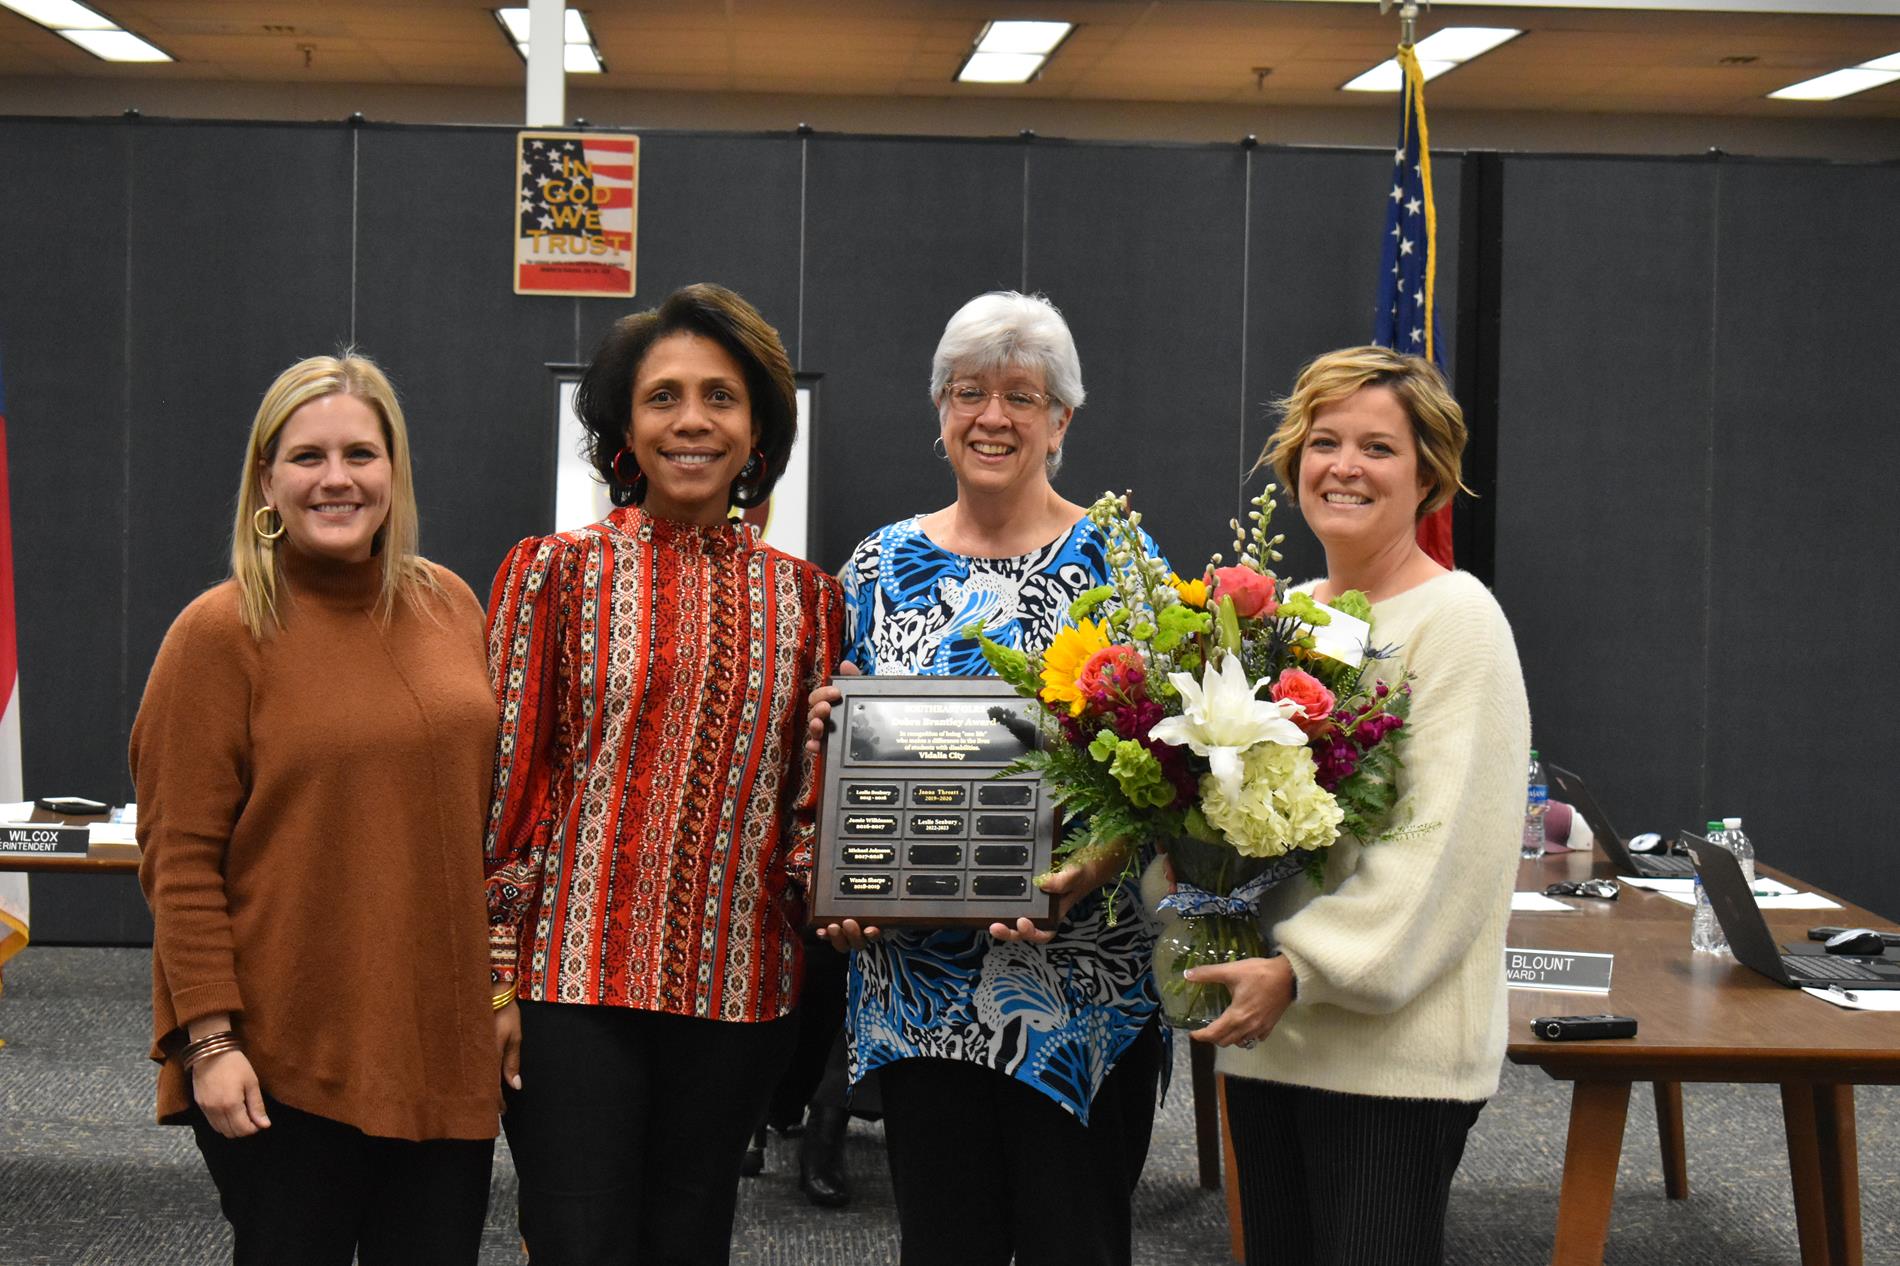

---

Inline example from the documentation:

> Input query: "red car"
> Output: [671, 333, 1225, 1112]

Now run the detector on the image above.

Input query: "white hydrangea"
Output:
[1199, 742, 1344, 859]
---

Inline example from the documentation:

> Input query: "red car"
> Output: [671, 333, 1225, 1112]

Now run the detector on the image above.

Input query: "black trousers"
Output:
[1224, 1078, 1484, 1266]
[502, 1000, 797, 1266]
[877, 1019, 1164, 1266]
[188, 1097, 492, 1266]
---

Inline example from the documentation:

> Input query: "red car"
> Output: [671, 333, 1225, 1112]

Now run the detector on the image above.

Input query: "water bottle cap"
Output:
[1705, 820, 1722, 832]
[1722, 817, 1741, 829]
[1529, 748, 1538, 759]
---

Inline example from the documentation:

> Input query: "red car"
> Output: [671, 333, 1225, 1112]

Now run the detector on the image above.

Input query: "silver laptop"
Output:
[1683, 831, 1900, 990]
[1544, 763, 1695, 877]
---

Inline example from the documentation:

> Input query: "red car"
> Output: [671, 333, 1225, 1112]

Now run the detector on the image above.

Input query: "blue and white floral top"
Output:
[840, 514, 1162, 1122]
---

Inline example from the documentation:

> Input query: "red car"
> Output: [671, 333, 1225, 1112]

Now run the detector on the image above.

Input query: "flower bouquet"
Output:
[973, 487, 1415, 1030]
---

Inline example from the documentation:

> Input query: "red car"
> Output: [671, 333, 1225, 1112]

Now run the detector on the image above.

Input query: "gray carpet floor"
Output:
[1, 947, 1895, 1264]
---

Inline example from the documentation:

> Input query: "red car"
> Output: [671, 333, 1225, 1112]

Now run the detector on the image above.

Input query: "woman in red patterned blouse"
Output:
[483, 284, 842, 1265]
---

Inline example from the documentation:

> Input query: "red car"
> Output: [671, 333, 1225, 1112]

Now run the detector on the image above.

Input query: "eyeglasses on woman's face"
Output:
[943, 382, 1054, 419]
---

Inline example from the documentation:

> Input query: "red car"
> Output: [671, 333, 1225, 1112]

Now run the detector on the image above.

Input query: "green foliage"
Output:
[1089, 734, 1177, 808]
[1331, 589, 1372, 624]
[1152, 602, 1210, 654]
[1068, 585, 1115, 622]
[1331, 682, 1415, 842]
[967, 621, 1040, 696]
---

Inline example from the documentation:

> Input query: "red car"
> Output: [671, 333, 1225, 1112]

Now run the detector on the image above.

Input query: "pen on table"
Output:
[1827, 984, 1861, 1004]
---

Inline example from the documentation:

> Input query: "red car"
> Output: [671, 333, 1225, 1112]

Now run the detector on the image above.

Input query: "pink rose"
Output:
[1269, 668, 1336, 734]
[1210, 566, 1279, 619]
[1077, 644, 1146, 707]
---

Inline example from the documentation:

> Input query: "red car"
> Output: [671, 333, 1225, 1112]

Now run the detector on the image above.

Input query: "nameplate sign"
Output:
[0, 823, 90, 857]
[1504, 947, 1615, 994]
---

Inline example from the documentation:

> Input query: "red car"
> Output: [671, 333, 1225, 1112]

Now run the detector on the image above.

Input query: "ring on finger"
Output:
[1238, 1037, 1257, 1049]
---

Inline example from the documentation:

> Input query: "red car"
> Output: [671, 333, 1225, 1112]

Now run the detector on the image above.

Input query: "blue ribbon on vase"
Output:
[1156, 853, 1310, 919]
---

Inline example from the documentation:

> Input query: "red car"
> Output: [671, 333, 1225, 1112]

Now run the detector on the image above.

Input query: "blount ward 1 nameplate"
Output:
[811, 675, 1059, 929]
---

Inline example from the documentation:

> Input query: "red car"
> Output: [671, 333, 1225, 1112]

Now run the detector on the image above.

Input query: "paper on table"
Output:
[1649, 888, 1842, 910]
[1620, 875, 1798, 896]
[0, 801, 32, 824]
[1510, 892, 1578, 913]
[87, 823, 137, 846]
[1802, 986, 1900, 1012]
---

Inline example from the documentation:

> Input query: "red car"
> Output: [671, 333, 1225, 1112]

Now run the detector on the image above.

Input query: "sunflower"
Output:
[1168, 572, 1209, 609]
[1039, 617, 1113, 716]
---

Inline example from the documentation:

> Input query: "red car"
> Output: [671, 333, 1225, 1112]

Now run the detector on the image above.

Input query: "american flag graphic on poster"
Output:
[514, 131, 639, 297]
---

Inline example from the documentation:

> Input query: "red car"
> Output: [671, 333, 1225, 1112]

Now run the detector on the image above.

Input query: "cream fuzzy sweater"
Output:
[1201, 571, 1531, 1102]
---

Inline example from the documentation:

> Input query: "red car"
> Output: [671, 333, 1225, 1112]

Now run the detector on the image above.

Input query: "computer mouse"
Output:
[1823, 928, 1887, 956]
[1628, 832, 1664, 854]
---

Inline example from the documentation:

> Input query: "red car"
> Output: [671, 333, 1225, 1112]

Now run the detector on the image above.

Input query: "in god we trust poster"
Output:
[514, 131, 638, 297]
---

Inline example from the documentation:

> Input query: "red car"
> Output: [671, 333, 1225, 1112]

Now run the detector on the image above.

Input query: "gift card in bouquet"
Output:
[812, 676, 1060, 929]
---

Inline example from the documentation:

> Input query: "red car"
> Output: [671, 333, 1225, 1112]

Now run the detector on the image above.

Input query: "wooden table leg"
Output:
[1552, 1079, 1631, 1266]
[1652, 1081, 1689, 1199]
[1219, 1074, 1244, 1263]
[1783, 1081, 1835, 1266]
[1190, 1038, 1222, 1190]
[1810, 1084, 1860, 1266]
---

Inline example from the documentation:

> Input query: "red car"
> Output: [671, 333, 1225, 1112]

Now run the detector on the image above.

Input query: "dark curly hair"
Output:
[574, 283, 797, 509]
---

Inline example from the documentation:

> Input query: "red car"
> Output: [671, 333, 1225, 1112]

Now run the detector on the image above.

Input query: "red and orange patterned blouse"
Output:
[483, 505, 842, 1023]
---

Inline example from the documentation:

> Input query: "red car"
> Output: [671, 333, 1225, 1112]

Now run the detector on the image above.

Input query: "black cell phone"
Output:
[1808, 926, 1900, 948]
[1532, 1014, 1638, 1041]
[35, 796, 110, 816]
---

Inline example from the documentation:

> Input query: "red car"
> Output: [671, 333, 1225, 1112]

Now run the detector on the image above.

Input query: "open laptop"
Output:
[1545, 763, 1695, 877]
[1683, 831, 1900, 989]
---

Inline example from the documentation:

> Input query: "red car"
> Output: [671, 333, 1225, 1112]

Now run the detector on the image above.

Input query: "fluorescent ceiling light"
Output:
[497, 8, 603, 71]
[957, 50, 1046, 84]
[1767, 66, 1900, 100]
[975, 20, 1071, 56]
[0, 0, 115, 29]
[496, 8, 592, 46]
[1343, 59, 1454, 92]
[1344, 25, 1520, 92]
[1412, 27, 1522, 62]
[59, 26, 170, 61]
[496, 7, 531, 42]
[1857, 50, 1900, 71]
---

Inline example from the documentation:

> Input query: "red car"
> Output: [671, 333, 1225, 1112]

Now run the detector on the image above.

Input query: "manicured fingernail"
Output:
[511, 1076, 522, 1090]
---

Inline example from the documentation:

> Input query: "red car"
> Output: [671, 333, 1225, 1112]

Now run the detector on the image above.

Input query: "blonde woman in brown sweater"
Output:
[131, 355, 501, 1265]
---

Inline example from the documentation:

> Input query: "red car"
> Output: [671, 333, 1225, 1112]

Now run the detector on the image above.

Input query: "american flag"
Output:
[1371, 44, 1454, 567]
[516, 133, 637, 296]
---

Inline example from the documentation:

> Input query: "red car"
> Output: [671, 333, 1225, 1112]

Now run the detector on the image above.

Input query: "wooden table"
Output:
[0, 811, 138, 874]
[1509, 850, 1900, 1265]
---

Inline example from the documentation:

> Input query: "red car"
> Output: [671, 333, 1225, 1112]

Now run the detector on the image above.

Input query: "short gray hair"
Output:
[929, 291, 1085, 478]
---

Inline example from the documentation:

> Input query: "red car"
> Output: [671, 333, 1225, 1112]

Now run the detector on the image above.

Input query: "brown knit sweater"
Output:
[132, 547, 501, 1141]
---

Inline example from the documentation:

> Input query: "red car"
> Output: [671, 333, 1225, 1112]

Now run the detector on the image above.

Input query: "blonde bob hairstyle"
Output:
[1259, 345, 1472, 519]
[231, 353, 440, 638]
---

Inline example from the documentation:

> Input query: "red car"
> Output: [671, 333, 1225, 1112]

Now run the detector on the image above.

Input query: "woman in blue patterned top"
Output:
[812, 291, 1164, 1266]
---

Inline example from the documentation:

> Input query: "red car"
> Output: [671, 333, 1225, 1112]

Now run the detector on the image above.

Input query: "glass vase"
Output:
[1153, 913, 1266, 1031]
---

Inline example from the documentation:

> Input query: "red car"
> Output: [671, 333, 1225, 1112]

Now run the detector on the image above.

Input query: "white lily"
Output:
[1148, 654, 1308, 801]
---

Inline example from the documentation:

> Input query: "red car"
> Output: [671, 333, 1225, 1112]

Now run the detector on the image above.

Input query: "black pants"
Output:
[878, 1019, 1164, 1266]
[502, 1000, 797, 1266]
[188, 1098, 492, 1266]
[1224, 1078, 1484, 1266]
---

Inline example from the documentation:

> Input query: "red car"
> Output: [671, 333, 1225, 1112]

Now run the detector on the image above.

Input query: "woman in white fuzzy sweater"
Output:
[1179, 346, 1531, 1266]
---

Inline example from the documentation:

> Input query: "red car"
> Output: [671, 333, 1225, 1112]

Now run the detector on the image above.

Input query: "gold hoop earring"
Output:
[253, 505, 286, 541]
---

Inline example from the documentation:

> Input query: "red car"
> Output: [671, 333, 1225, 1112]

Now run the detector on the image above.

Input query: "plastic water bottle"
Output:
[1521, 749, 1548, 859]
[1722, 816, 1755, 889]
[1691, 819, 1728, 954]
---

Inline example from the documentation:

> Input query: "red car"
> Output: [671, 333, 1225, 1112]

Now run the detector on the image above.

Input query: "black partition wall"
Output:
[4, 116, 1896, 940]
